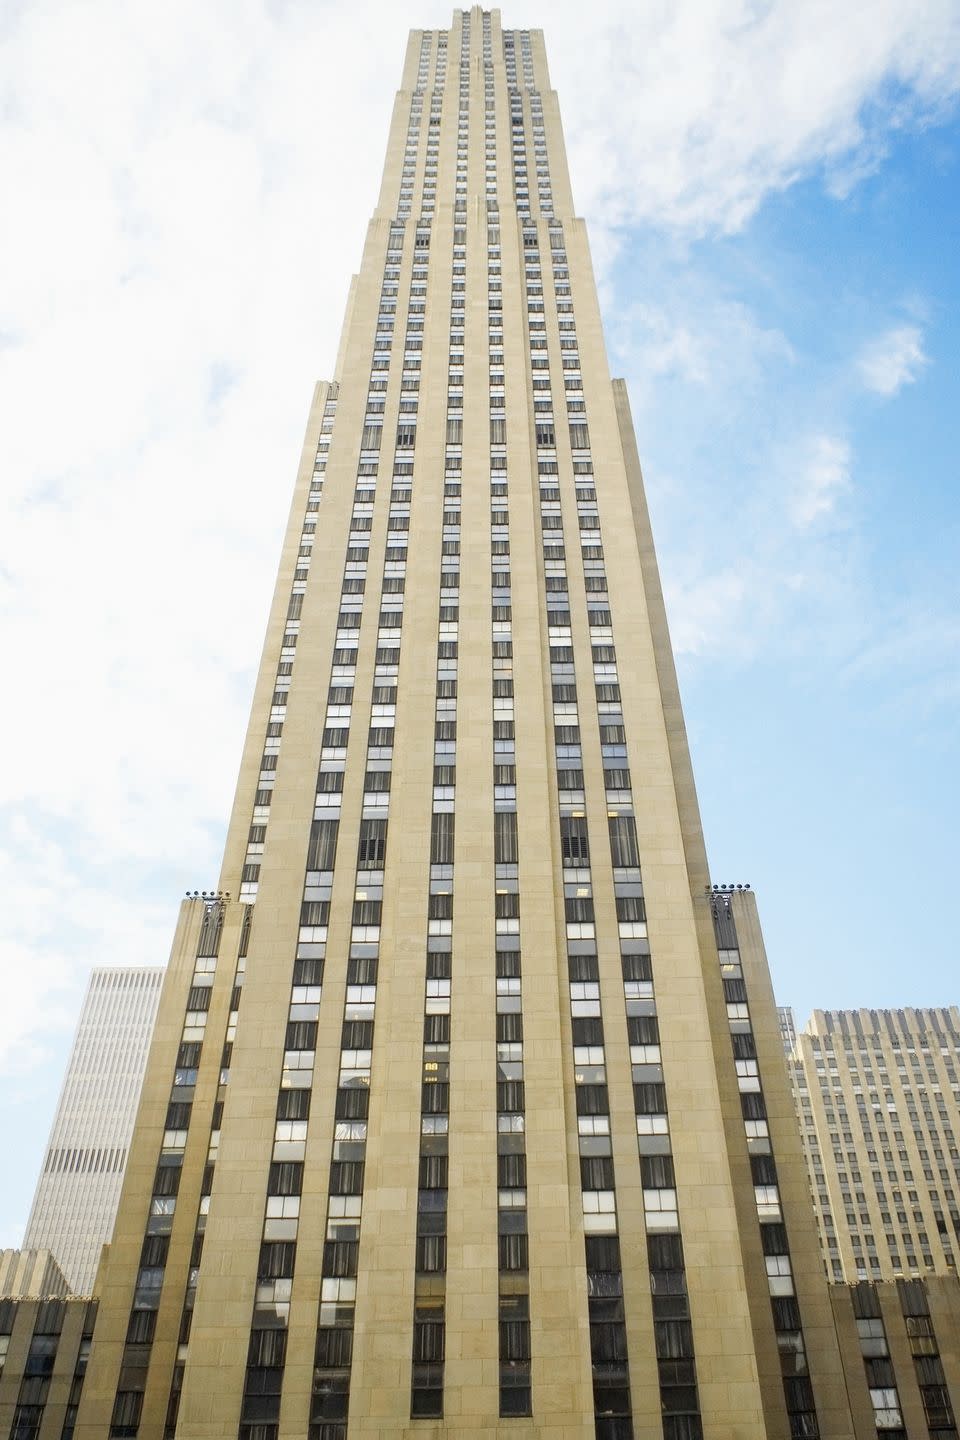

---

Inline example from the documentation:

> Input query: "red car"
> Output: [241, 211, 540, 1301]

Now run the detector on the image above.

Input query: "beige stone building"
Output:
[7, 8, 942, 1440]
[0, 1254, 69, 1304]
[782, 1007, 960, 1285]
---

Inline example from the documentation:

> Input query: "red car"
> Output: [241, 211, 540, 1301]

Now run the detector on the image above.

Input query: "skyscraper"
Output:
[778, 1006, 798, 1057]
[70, 10, 862, 1439]
[783, 1007, 960, 1284]
[23, 968, 164, 1296]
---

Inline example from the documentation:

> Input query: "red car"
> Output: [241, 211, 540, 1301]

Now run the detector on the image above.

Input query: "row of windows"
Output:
[243, 209, 433, 1440]
[240, 390, 338, 905]
[482, 199, 534, 1417]
[3, 1306, 96, 1440]
[115, 894, 241, 1438]
[712, 904, 820, 1436]
[312, 213, 434, 1440]
[522, 209, 708, 1439]
[520, 197, 636, 1439]
[408, 160, 471, 1419]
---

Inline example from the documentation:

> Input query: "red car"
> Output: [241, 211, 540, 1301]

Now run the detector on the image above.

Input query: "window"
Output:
[357, 819, 387, 868]
[560, 815, 590, 865]
[494, 811, 518, 864]
[308, 819, 339, 870]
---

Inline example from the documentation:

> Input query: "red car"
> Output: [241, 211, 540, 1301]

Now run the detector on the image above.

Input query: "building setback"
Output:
[783, 1007, 960, 1284]
[23, 968, 164, 1296]
[15, 7, 937, 1440]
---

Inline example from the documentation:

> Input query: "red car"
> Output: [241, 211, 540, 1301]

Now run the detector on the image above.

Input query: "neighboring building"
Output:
[0, 10, 925, 1440]
[23, 968, 164, 1296]
[779, 1004, 798, 1055]
[8, 1285, 960, 1440]
[784, 1007, 960, 1284]
[831, 1277, 960, 1438]
[0, 1296, 97, 1439]
[0, 1252, 68, 1301]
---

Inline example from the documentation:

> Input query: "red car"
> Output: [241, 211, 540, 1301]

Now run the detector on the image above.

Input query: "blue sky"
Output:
[1, 0, 958, 1248]
[613, 120, 960, 1016]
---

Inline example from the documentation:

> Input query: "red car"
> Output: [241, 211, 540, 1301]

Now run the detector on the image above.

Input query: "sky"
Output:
[1, 0, 958, 1247]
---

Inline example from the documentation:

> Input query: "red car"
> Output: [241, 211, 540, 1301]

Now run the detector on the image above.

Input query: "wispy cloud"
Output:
[790, 434, 852, 528]
[857, 324, 929, 395]
[557, 0, 960, 237]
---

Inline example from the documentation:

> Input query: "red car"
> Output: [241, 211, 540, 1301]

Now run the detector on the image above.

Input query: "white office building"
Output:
[23, 967, 163, 1294]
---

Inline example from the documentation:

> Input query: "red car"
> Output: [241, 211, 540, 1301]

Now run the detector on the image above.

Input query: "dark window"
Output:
[494, 811, 518, 864]
[581, 1155, 615, 1190]
[315, 1327, 353, 1368]
[276, 1089, 311, 1120]
[569, 952, 600, 981]
[322, 1242, 358, 1278]
[24, 1334, 58, 1377]
[498, 1233, 528, 1271]
[110, 1391, 143, 1436]
[268, 1162, 304, 1196]
[357, 819, 387, 868]
[341, 1020, 373, 1049]
[422, 1083, 450, 1114]
[498, 1153, 527, 1188]
[634, 1083, 667, 1114]
[751, 1154, 778, 1186]
[415, 1235, 447, 1272]
[655, 1320, 694, 1360]
[430, 813, 455, 865]
[608, 815, 640, 867]
[140, 1235, 169, 1268]
[627, 1015, 659, 1045]
[307, 819, 339, 870]
[258, 1242, 296, 1280]
[640, 1155, 675, 1189]
[761, 1224, 789, 1257]
[616, 895, 645, 923]
[300, 902, 329, 928]
[497, 1080, 525, 1113]
[126, 1310, 156, 1344]
[329, 1161, 365, 1196]
[411, 1363, 444, 1417]
[335, 1088, 370, 1120]
[576, 1084, 609, 1116]
[248, 1330, 287, 1368]
[352, 900, 382, 926]
[153, 1159, 182, 1196]
[424, 1014, 450, 1044]
[586, 1235, 623, 1273]
[560, 815, 590, 865]
[573, 1016, 605, 1045]
[196, 906, 223, 958]
[741, 1091, 766, 1120]
[496, 1012, 523, 1043]
[413, 1309, 445, 1362]
[286, 1021, 317, 1050]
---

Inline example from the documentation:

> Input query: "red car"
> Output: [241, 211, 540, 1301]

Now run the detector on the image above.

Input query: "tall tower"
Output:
[76, 11, 855, 1439]
[24, 968, 164, 1295]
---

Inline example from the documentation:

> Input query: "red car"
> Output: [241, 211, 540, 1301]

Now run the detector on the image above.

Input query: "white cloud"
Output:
[664, 570, 749, 656]
[858, 324, 929, 395]
[789, 434, 852, 528]
[612, 294, 794, 404]
[553, 0, 960, 236]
